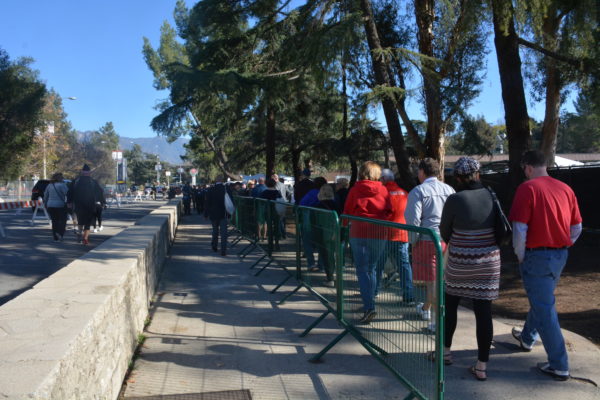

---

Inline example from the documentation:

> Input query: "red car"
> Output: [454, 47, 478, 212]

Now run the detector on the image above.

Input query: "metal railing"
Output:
[230, 196, 444, 400]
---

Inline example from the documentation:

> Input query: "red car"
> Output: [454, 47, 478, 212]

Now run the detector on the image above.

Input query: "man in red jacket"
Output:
[375, 169, 414, 303]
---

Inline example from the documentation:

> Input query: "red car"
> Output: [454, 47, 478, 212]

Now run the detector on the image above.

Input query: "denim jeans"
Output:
[350, 237, 386, 311]
[520, 248, 569, 371]
[375, 241, 414, 301]
[211, 217, 228, 252]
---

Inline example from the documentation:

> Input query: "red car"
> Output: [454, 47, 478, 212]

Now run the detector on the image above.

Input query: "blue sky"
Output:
[1, 1, 562, 139]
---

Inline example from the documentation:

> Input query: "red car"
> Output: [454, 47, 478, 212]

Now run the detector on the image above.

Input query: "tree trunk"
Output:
[415, 0, 445, 171]
[265, 105, 276, 178]
[540, 11, 561, 167]
[291, 146, 301, 183]
[389, 60, 426, 157]
[359, 0, 415, 188]
[492, 0, 531, 196]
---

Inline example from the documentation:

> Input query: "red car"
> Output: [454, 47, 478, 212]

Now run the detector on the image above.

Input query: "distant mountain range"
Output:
[118, 136, 190, 165]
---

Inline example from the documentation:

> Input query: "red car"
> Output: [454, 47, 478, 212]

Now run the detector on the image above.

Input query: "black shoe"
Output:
[538, 362, 569, 381]
[221, 250, 226, 256]
[212, 246, 218, 252]
[358, 310, 377, 324]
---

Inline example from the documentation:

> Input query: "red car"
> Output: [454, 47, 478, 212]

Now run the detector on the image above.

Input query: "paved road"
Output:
[0, 200, 166, 306]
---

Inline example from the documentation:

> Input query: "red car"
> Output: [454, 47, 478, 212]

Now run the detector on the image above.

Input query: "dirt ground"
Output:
[491, 231, 600, 346]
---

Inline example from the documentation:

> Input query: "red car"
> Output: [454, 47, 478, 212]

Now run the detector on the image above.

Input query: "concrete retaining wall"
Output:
[0, 200, 182, 399]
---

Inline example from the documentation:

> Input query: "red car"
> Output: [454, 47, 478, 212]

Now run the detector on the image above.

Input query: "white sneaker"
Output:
[98, 226, 104, 232]
[93, 228, 98, 233]
[427, 322, 436, 333]
[416, 303, 431, 321]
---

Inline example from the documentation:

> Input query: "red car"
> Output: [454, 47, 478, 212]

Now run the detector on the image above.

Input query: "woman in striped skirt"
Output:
[439, 157, 501, 381]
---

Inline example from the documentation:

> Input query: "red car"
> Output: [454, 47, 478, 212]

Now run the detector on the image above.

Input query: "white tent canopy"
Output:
[553, 156, 584, 167]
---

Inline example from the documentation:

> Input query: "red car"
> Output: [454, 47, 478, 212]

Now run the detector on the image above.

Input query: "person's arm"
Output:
[439, 197, 455, 244]
[570, 223, 582, 245]
[512, 222, 528, 263]
[404, 189, 422, 244]
[43, 186, 50, 206]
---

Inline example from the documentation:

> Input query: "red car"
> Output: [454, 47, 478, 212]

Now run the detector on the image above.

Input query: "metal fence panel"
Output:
[339, 215, 444, 400]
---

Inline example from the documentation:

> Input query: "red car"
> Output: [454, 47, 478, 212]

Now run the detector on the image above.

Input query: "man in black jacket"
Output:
[204, 177, 230, 256]
[67, 164, 104, 245]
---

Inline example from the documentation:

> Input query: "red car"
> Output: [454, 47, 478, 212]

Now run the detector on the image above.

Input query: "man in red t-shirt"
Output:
[375, 169, 414, 303]
[508, 150, 582, 381]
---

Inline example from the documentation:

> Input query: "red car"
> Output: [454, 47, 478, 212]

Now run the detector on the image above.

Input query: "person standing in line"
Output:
[294, 169, 314, 205]
[68, 164, 104, 245]
[343, 161, 392, 324]
[405, 158, 455, 324]
[43, 172, 69, 242]
[182, 182, 192, 215]
[375, 169, 414, 304]
[334, 177, 350, 211]
[251, 177, 267, 198]
[204, 177, 230, 256]
[439, 157, 501, 381]
[299, 177, 328, 271]
[509, 150, 582, 381]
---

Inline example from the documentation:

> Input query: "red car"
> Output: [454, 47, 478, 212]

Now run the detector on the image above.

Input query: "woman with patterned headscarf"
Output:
[439, 156, 501, 381]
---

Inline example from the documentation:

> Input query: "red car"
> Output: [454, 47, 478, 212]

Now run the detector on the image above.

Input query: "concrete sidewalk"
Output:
[121, 214, 600, 400]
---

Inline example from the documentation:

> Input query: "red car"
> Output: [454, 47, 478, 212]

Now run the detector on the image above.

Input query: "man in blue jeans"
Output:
[509, 150, 582, 381]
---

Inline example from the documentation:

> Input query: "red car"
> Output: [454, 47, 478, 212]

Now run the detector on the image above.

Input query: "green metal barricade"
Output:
[311, 214, 444, 400]
[250, 199, 297, 291]
[229, 199, 444, 400]
[232, 196, 260, 258]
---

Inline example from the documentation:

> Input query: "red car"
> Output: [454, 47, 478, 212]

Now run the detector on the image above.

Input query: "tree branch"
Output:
[517, 36, 585, 70]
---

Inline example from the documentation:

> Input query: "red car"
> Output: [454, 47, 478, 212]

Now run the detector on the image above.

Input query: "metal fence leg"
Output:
[249, 254, 267, 269]
[299, 310, 330, 337]
[278, 283, 303, 305]
[253, 259, 272, 276]
[308, 328, 350, 363]
[270, 274, 292, 293]
[237, 242, 255, 258]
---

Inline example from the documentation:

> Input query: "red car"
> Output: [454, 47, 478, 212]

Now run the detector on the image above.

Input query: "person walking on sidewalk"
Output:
[43, 172, 69, 242]
[509, 150, 582, 381]
[439, 157, 501, 381]
[405, 158, 454, 325]
[68, 164, 104, 245]
[204, 177, 230, 256]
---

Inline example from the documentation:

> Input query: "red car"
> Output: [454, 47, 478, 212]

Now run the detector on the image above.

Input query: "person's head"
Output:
[521, 150, 548, 180]
[453, 156, 480, 189]
[271, 173, 279, 182]
[358, 161, 382, 181]
[51, 172, 64, 183]
[247, 180, 255, 189]
[313, 176, 328, 189]
[266, 177, 277, 188]
[318, 184, 335, 202]
[380, 168, 395, 183]
[258, 177, 265, 184]
[301, 168, 311, 180]
[418, 158, 440, 183]
[336, 177, 349, 190]
[81, 164, 91, 176]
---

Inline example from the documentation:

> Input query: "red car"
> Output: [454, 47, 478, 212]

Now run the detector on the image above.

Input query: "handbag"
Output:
[486, 186, 512, 245]
[224, 191, 235, 215]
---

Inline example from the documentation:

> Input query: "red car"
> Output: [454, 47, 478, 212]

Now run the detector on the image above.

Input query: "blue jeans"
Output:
[350, 238, 386, 311]
[375, 241, 414, 301]
[520, 249, 569, 371]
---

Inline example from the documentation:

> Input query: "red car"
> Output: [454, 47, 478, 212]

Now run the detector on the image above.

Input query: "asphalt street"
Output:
[0, 199, 165, 306]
